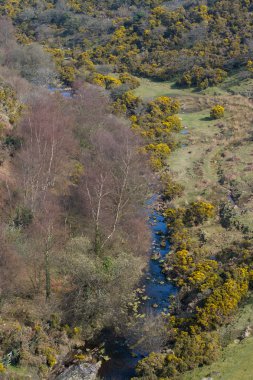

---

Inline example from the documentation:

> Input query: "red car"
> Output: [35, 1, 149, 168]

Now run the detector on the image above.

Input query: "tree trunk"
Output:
[45, 249, 51, 300]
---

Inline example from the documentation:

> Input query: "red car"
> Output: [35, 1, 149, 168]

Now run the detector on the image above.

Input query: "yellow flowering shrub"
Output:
[197, 276, 249, 328]
[184, 201, 215, 226]
[210, 104, 225, 119]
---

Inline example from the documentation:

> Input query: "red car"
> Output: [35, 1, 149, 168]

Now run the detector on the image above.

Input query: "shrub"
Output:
[178, 66, 227, 89]
[247, 59, 253, 74]
[219, 202, 236, 229]
[174, 331, 220, 368]
[148, 96, 180, 117]
[92, 73, 122, 89]
[135, 352, 187, 378]
[210, 104, 225, 119]
[4, 135, 22, 152]
[161, 173, 184, 201]
[46, 350, 57, 368]
[119, 72, 140, 89]
[113, 91, 141, 115]
[13, 207, 33, 228]
[184, 201, 215, 226]
[197, 274, 249, 328]
[8, 43, 56, 85]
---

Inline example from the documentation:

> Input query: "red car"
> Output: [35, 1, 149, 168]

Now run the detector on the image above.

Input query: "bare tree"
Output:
[75, 103, 150, 253]
[0, 227, 27, 297]
[0, 16, 16, 50]
[13, 91, 76, 299]
[16, 91, 76, 213]
[84, 125, 143, 252]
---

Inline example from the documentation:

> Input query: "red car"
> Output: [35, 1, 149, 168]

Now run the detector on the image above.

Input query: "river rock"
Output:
[160, 240, 166, 248]
[55, 362, 101, 380]
[151, 252, 161, 260]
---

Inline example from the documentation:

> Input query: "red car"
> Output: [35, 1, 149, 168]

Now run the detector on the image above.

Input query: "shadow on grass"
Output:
[170, 82, 200, 93]
[170, 82, 180, 89]
[201, 116, 212, 121]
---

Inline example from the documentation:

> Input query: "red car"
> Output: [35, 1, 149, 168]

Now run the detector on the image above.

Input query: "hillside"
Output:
[1, 1, 253, 380]
[1, 1, 253, 85]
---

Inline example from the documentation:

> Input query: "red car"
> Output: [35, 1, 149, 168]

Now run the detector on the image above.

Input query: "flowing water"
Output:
[99, 199, 177, 380]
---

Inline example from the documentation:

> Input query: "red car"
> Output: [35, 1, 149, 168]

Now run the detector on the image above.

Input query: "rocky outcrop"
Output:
[55, 362, 101, 380]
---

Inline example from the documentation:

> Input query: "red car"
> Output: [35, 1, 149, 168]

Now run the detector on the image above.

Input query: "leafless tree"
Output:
[0, 227, 27, 297]
[16, 91, 76, 213]
[0, 16, 16, 50]
[72, 86, 150, 254]
[13, 91, 76, 299]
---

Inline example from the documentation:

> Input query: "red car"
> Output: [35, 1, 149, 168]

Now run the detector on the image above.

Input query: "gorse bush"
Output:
[0, 0, 252, 87]
[210, 104, 225, 119]
[179, 66, 227, 89]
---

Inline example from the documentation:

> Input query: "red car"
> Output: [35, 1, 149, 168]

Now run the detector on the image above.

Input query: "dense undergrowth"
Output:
[1, 0, 253, 86]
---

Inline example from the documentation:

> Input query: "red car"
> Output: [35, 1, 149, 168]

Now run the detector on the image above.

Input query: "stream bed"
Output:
[99, 200, 177, 380]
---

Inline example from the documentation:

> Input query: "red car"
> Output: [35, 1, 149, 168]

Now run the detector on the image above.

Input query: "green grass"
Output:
[168, 108, 220, 204]
[133, 78, 222, 205]
[201, 85, 229, 96]
[4, 365, 37, 379]
[180, 109, 218, 135]
[134, 72, 253, 100]
[134, 78, 197, 99]
[201, 71, 253, 97]
[221, 72, 253, 95]
[219, 141, 253, 230]
[183, 337, 253, 380]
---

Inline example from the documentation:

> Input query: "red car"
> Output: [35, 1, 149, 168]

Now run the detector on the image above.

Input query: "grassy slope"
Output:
[183, 295, 253, 379]
[134, 78, 197, 99]
[135, 76, 253, 233]
[183, 337, 253, 380]
[134, 75, 253, 379]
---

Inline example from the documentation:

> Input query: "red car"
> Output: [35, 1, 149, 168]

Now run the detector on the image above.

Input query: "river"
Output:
[99, 198, 177, 380]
